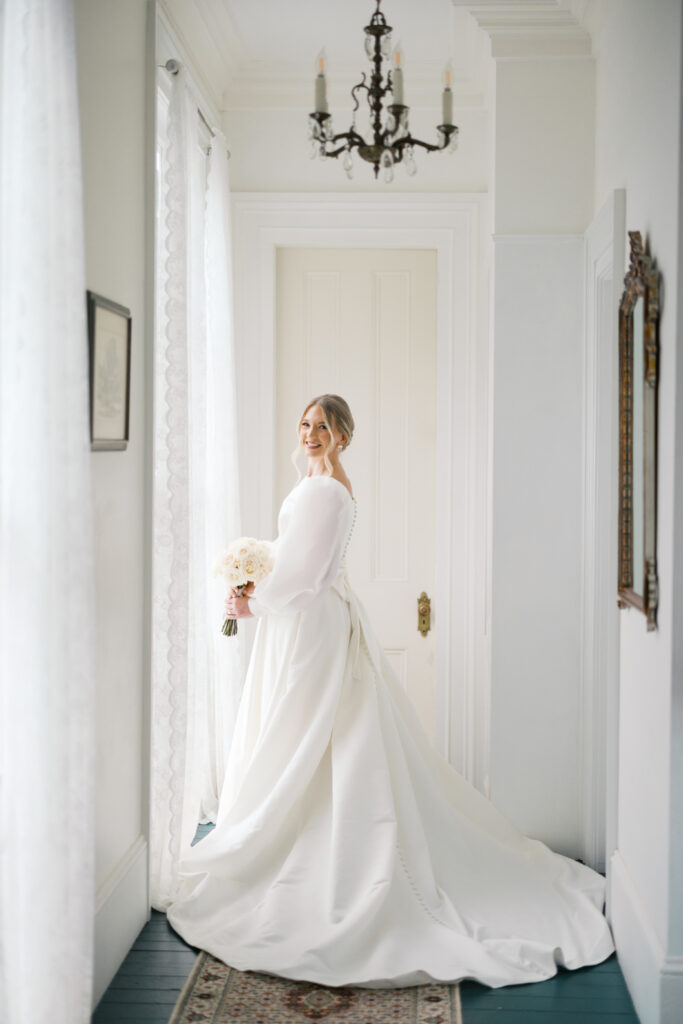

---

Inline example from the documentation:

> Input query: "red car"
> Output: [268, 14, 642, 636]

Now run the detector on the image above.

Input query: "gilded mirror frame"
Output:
[618, 231, 659, 630]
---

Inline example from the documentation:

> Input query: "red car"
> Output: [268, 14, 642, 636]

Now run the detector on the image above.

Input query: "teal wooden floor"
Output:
[93, 919, 639, 1023]
[458, 957, 639, 1022]
[92, 909, 196, 1023]
[93, 823, 640, 1023]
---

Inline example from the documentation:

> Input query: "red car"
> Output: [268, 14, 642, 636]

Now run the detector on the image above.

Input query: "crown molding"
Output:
[452, 0, 592, 58]
[157, 6, 225, 126]
[157, 0, 232, 113]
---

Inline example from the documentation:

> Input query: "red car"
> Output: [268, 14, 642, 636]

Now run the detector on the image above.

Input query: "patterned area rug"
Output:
[168, 952, 462, 1024]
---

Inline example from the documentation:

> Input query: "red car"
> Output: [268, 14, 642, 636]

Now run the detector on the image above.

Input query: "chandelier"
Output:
[308, 0, 459, 181]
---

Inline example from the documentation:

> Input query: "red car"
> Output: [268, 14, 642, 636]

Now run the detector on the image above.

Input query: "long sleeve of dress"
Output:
[248, 477, 351, 618]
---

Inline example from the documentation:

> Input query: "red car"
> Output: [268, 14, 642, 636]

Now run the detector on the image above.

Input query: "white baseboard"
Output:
[611, 851, 683, 1024]
[661, 955, 683, 1023]
[93, 834, 149, 1007]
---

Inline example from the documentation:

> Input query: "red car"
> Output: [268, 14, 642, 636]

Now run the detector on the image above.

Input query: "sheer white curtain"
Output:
[150, 68, 243, 909]
[0, 1, 96, 1022]
[200, 134, 244, 820]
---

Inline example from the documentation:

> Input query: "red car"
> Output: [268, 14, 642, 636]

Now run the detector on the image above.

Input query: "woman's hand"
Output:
[224, 592, 254, 619]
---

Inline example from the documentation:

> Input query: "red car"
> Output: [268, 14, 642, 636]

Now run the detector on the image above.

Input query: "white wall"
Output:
[494, 58, 594, 235]
[590, 2, 683, 1021]
[486, 46, 595, 853]
[489, 236, 585, 854]
[75, 0, 153, 1005]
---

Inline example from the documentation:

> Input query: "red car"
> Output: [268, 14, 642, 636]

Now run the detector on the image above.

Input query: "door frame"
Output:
[232, 192, 489, 786]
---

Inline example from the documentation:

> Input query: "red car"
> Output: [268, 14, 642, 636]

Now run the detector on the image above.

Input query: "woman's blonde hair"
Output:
[291, 394, 355, 479]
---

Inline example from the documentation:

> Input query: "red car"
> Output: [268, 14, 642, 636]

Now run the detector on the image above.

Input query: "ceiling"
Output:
[158, 0, 489, 113]
[157, 0, 596, 117]
[224, 0, 458, 66]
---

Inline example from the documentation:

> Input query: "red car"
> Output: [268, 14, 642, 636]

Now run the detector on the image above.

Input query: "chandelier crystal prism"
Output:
[308, 0, 459, 181]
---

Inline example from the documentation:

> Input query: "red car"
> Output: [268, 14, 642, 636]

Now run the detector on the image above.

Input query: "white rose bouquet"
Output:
[214, 536, 274, 636]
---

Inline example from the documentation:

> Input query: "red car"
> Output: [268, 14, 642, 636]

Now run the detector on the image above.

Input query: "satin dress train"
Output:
[167, 475, 614, 988]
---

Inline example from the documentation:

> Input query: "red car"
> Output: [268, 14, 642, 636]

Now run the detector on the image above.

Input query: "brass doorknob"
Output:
[417, 592, 431, 636]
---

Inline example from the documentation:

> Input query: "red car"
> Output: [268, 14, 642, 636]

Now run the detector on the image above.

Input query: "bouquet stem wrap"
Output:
[222, 585, 244, 637]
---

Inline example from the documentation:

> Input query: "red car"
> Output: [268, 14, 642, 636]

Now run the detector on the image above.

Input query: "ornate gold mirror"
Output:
[618, 231, 659, 630]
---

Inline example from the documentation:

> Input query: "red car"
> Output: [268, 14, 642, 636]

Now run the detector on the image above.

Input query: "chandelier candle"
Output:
[314, 49, 328, 114]
[391, 43, 404, 105]
[308, 0, 459, 180]
[442, 61, 454, 126]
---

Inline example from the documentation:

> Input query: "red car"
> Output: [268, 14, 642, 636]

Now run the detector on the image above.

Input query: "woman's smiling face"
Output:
[299, 404, 343, 458]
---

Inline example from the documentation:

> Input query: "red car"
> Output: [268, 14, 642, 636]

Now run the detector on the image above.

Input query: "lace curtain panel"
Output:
[0, 1, 96, 1022]
[150, 69, 243, 910]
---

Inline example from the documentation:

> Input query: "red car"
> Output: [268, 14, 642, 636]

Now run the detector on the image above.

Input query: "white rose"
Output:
[213, 551, 235, 579]
[227, 564, 247, 587]
[217, 536, 273, 588]
[242, 555, 259, 579]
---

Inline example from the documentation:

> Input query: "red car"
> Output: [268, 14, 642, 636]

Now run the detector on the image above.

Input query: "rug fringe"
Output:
[167, 950, 209, 1024]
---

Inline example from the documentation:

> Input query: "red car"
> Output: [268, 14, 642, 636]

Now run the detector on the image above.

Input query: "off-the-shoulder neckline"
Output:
[301, 474, 354, 502]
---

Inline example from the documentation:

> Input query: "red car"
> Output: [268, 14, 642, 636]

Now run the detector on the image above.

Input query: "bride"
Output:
[167, 393, 614, 989]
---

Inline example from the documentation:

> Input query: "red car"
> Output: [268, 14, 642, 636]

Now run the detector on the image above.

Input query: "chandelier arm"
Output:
[395, 137, 441, 155]
[323, 143, 357, 160]
[393, 127, 458, 155]
[350, 74, 369, 114]
[326, 129, 366, 155]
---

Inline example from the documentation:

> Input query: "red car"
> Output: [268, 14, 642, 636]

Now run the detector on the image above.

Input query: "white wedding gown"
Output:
[167, 474, 614, 988]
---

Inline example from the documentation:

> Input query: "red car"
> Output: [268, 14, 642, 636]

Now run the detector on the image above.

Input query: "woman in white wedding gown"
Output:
[167, 394, 614, 989]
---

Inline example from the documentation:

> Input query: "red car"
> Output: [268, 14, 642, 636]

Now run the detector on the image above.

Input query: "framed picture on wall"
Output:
[87, 290, 131, 451]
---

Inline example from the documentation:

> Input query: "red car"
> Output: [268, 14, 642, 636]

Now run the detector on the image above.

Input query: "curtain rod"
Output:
[159, 58, 231, 158]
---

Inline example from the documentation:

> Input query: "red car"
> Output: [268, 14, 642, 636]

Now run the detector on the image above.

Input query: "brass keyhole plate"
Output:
[417, 591, 431, 637]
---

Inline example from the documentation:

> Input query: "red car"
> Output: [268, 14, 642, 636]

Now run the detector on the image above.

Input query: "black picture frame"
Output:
[87, 290, 132, 451]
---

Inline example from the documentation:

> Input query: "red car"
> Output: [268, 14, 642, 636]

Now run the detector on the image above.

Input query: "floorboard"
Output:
[94, 913, 640, 1024]
[92, 821, 640, 1023]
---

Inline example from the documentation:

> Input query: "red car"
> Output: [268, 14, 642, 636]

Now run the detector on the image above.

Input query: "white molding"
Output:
[579, 189, 625, 873]
[232, 191, 490, 785]
[611, 850, 683, 1024]
[156, 8, 224, 133]
[93, 835, 149, 1008]
[492, 53, 593, 62]
[662, 955, 683, 1023]
[453, 0, 592, 59]
[454, 0, 578, 6]
[492, 232, 583, 243]
[610, 850, 662, 1020]
[234, 191, 487, 215]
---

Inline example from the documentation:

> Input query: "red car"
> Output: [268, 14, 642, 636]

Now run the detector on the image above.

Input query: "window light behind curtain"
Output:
[150, 66, 243, 909]
[0, 1, 96, 1022]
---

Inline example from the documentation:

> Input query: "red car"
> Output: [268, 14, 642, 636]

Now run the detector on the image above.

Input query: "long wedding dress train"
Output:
[167, 474, 614, 988]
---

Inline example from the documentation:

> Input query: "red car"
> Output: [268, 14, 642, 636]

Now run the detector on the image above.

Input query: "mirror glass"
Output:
[631, 293, 644, 596]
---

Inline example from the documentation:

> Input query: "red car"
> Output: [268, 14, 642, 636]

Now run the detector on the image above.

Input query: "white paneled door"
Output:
[275, 248, 437, 740]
